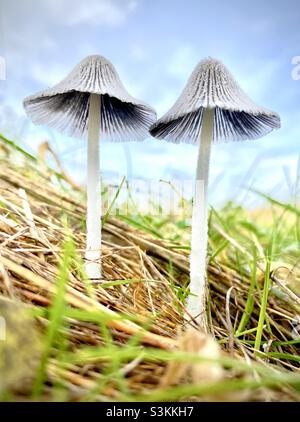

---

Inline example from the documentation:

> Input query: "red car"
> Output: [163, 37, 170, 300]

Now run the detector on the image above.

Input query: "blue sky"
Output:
[0, 0, 299, 207]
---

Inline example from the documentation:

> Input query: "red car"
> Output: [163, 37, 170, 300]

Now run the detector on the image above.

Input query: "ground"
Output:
[0, 134, 300, 402]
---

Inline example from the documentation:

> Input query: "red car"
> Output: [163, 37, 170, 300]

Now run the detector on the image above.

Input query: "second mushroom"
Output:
[150, 58, 281, 329]
[24, 55, 156, 280]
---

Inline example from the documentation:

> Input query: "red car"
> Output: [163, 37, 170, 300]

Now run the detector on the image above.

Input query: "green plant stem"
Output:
[254, 259, 271, 356]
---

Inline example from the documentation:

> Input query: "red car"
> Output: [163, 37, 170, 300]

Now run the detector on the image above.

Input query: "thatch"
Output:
[0, 137, 300, 401]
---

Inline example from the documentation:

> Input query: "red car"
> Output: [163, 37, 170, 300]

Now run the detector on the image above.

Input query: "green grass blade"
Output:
[254, 259, 272, 356]
[102, 176, 126, 227]
[31, 235, 74, 397]
[236, 249, 258, 335]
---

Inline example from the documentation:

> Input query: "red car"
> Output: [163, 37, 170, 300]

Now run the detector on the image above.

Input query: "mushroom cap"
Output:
[150, 58, 280, 144]
[24, 55, 156, 142]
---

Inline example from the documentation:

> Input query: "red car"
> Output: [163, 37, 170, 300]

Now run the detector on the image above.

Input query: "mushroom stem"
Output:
[85, 93, 102, 280]
[187, 108, 214, 329]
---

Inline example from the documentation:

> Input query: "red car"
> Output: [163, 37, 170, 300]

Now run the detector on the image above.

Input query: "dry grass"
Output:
[0, 135, 300, 401]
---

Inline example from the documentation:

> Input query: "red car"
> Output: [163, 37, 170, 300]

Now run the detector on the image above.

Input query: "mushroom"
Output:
[150, 58, 281, 328]
[24, 55, 156, 280]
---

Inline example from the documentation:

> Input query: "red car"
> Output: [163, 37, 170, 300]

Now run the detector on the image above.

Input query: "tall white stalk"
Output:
[85, 93, 102, 280]
[187, 108, 214, 328]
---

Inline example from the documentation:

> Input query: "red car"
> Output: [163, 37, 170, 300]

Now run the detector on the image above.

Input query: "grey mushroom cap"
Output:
[150, 58, 281, 144]
[23, 55, 156, 142]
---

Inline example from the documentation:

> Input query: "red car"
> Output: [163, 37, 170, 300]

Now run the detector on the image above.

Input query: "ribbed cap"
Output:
[24, 55, 156, 142]
[150, 58, 280, 144]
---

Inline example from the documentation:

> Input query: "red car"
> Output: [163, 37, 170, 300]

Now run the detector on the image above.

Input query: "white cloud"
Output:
[166, 44, 197, 80]
[48, 0, 138, 27]
[130, 44, 147, 62]
[2, 0, 138, 35]
[154, 94, 178, 116]
[237, 58, 282, 102]
[30, 62, 69, 87]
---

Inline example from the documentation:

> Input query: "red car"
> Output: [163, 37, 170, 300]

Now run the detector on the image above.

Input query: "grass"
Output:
[0, 134, 300, 402]
[32, 235, 74, 397]
[254, 259, 271, 356]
